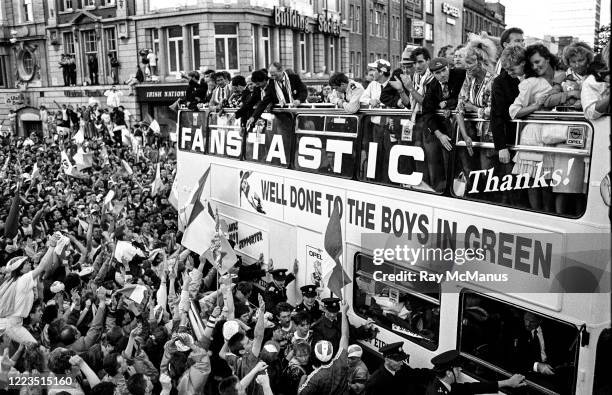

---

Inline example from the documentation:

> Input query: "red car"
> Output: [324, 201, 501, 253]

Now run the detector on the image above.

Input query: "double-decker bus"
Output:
[175, 106, 610, 395]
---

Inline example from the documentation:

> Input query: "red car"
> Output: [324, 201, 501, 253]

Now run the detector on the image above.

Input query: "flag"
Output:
[151, 163, 163, 197]
[116, 284, 148, 304]
[100, 145, 110, 167]
[78, 219, 89, 232]
[149, 119, 161, 134]
[30, 163, 40, 181]
[60, 150, 75, 176]
[114, 240, 146, 263]
[103, 190, 115, 213]
[321, 201, 351, 298]
[181, 167, 217, 255]
[72, 128, 85, 144]
[73, 148, 94, 171]
[215, 233, 238, 275]
[3, 185, 20, 238]
[169, 177, 179, 211]
[121, 159, 133, 176]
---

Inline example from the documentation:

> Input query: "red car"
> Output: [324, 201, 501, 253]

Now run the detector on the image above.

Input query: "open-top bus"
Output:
[175, 106, 610, 395]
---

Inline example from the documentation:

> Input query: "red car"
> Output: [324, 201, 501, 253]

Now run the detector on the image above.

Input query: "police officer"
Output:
[365, 342, 433, 395]
[425, 350, 526, 395]
[311, 297, 342, 353]
[328, 72, 365, 114]
[263, 268, 295, 313]
[295, 284, 322, 322]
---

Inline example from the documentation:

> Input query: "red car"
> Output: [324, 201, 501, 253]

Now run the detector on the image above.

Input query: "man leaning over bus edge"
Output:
[425, 350, 526, 395]
[246, 62, 308, 130]
[328, 72, 364, 114]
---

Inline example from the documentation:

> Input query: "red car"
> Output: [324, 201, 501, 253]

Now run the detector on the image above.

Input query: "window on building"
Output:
[85, 0, 95, 6]
[356, 51, 362, 78]
[426, 0, 433, 14]
[167, 26, 184, 73]
[151, 29, 159, 58]
[64, 0, 73, 10]
[262, 27, 271, 69]
[83, 30, 97, 55]
[299, 33, 306, 73]
[63, 32, 75, 55]
[22, 0, 34, 22]
[0, 57, 7, 88]
[425, 22, 433, 41]
[349, 51, 355, 75]
[369, 9, 374, 35]
[382, 12, 387, 38]
[105, 27, 117, 75]
[375, 11, 381, 36]
[369, 53, 374, 63]
[349, 5, 355, 32]
[103, 0, 116, 5]
[355, 6, 361, 33]
[329, 39, 336, 72]
[192, 24, 201, 70]
[215, 24, 239, 71]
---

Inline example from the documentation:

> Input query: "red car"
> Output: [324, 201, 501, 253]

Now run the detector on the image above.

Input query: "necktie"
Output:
[531, 329, 542, 361]
[442, 83, 450, 100]
[283, 77, 290, 102]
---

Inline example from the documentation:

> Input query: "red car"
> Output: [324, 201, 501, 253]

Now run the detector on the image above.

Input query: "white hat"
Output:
[50, 281, 65, 294]
[223, 320, 240, 341]
[348, 344, 363, 358]
[314, 340, 334, 363]
[2, 256, 28, 273]
[79, 266, 94, 277]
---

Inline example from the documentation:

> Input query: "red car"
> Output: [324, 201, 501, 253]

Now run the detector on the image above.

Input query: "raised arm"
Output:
[251, 294, 266, 358]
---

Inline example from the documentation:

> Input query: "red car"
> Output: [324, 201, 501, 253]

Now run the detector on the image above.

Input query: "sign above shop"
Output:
[442, 2, 460, 18]
[412, 20, 424, 38]
[136, 84, 188, 102]
[274, 6, 312, 33]
[317, 13, 341, 36]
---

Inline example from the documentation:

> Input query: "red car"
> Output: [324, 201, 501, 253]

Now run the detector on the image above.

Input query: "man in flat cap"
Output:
[422, 57, 467, 192]
[365, 341, 433, 395]
[295, 284, 322, 322]
[426, 350, 525, 394]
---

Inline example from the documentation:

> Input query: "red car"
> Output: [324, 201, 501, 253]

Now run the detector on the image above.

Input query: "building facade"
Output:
[433, 0, 463, 55]
[462, 0, 505, 42]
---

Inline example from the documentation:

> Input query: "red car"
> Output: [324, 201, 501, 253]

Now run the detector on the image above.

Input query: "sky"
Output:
[503, 0, 610, 43]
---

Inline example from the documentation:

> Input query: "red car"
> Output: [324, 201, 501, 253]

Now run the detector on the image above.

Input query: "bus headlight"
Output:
[600, 173, 611, 206]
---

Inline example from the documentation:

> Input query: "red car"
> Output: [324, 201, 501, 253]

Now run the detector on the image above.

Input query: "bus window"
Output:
[353, 254, 440, 350]
[358, 114, 443, 194]
[458, 291, 579, 395]
[207, 112, 242, 159]
[293, 114, 358, 178]
[593, 328, 611, 395]
[453, 119, 592, 218]
[244, 112, 293, 167]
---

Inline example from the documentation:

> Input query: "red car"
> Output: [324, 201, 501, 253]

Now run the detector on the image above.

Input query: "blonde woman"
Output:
[454, 33, 498, 195]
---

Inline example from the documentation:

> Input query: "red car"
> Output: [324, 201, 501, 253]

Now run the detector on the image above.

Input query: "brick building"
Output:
[462, 0, 505, 42]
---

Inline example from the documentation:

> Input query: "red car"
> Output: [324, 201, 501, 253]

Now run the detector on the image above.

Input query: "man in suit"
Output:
[425, 350, 525, 395]
[517, 312, 557, 375]
[236, 69, 268, 126]
[422, 57, 466, 192]
[246, 62, 308, 130]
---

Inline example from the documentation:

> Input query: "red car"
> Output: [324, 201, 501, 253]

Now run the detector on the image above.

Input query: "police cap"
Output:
[300, 284, 317, 298]
[379, 342, 408, 362]
[431, 350, 461, 372]
[321, 297, 340, 313]
[269, 268, 288, 281]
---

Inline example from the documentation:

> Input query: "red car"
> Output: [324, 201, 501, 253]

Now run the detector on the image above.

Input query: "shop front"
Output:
[136, 83, 187, 137]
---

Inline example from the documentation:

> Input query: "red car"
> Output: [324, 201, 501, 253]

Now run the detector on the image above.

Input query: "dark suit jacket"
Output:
[380, 81, 401, 108]
[422, 68, 466, 136]
[510, 324, 570, 374]
[235, 86, 263, 122]
[490, 70, 520, 150]
[251, 72, 308, 120]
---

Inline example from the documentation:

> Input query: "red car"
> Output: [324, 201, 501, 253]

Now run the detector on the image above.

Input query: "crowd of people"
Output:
[0, 25, 609, 395]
